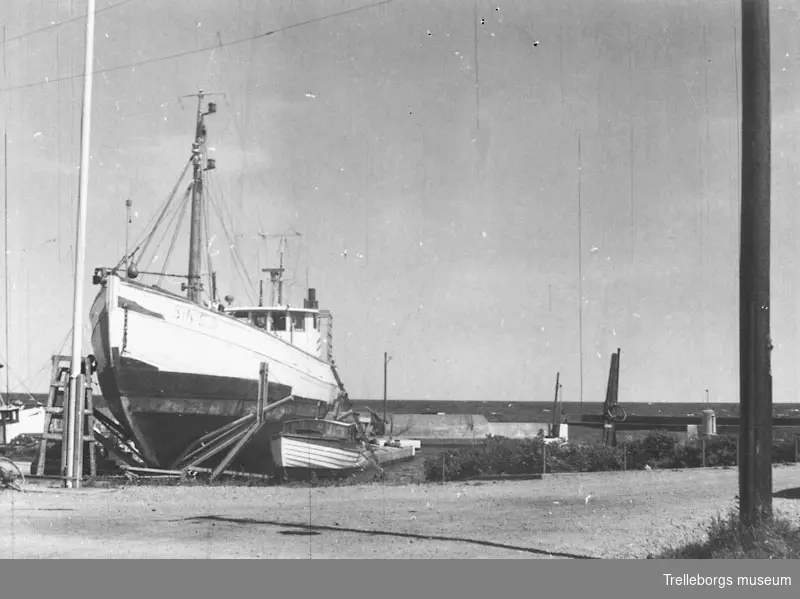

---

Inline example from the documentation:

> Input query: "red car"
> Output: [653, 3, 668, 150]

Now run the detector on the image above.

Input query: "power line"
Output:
[3, 0, 135, 45]
[1, 0, 398, 94]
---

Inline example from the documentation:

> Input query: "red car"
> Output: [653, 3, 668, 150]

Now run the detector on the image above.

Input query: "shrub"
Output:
[546, 442, 591, 473]
[772, 432, 799, 463]
[703, 435, 739, 467]
[652, 508, 800, 559]
[587, 443, 626, 471]
[438, 448, 473, 480]
[629, 430, 678, 469]
[423, 431, 800, 482]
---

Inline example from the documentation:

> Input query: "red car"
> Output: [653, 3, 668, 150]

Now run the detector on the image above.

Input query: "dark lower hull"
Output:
[94, 351, 327, 473]
[122, 402, 325, 474]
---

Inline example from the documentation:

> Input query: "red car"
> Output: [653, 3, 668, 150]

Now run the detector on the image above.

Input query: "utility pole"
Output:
[383, 352, 391, 426]
[739, 0, 773, 527]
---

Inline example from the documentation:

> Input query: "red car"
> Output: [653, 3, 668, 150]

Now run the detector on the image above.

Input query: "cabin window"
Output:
[284, 419, 354, 440]
[231, 311, 251, 324]
[252, 314, 267, 329]
[291, 312, 305, 331]
[323, 422, 352, 440]
[272, 313, 287, 332]
[0, 407, 19, 424]
[287, 419, 324, 435]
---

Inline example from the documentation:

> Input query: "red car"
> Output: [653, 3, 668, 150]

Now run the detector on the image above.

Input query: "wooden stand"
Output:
[34, 355, 96, 481]
[168, 362, 299, 482]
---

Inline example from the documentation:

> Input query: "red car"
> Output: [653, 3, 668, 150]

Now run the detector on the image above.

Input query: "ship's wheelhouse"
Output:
[225, 306, 324, 358]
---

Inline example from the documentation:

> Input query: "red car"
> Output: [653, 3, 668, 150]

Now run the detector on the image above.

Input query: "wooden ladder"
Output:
[34, 355, 97, 479]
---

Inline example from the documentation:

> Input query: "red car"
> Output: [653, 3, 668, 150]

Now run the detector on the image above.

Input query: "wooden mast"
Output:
[185, 90, 216, 304]
[186, 92, 206, 303]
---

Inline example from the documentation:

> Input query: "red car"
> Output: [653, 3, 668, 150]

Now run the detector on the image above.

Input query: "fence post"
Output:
[542, 441, 547, 476]
[623, 442, 627, 471]
[702, 438, 706, 469]
[442, 452, 445, 484]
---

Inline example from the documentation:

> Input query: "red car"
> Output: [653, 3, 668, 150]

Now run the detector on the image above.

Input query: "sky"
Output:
[0, 0, 799, 404]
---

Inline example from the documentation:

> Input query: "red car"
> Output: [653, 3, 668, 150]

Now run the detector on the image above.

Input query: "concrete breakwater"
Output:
[383, 414, 567, 445]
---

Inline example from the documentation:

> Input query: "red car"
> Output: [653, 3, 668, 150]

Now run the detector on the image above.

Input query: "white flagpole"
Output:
[65, 0, 97, 489]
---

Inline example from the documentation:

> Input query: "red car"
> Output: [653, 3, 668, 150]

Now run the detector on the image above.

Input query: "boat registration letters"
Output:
[174, 305, 217, 330]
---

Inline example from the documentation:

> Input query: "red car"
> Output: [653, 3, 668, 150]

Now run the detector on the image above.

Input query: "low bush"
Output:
[423, 431, 799, 482]
[652, 507, 800, 559]
[423, 437, 548, 482]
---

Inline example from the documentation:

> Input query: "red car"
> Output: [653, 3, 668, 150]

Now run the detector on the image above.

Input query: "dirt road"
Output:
[2, 465, 799, 558]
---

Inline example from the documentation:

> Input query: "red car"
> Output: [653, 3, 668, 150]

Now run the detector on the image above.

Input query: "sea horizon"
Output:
[6, 392, 798, 422]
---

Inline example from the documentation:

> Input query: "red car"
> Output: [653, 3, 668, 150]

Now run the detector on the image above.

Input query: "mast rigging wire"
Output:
[202, 170, 216, 302]
[205, 176, 257, 304]
[215, 95, 274, 257]
[116, 158, 192, 270]
[143, 183, 193, 273]
[156, 184, 192, 287]
[208, 173, 257, 292]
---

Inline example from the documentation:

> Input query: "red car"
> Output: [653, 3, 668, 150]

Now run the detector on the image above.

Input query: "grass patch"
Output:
[651, 508, 800, 559]
[423, 431, 799, 482]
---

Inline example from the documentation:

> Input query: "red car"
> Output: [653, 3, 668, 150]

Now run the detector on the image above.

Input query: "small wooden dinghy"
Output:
[270, 418, 371, 477]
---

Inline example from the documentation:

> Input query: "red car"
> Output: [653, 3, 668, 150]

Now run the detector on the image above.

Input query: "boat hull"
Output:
[89, 275, 339, 473]
[1, 406, 46, 444]
[270, 434, 369, 475]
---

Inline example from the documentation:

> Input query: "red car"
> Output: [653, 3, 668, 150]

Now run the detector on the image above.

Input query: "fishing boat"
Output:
[0, 400, 46, 445]
[88, 92, 346, 474]
[270, 418, 371, 478]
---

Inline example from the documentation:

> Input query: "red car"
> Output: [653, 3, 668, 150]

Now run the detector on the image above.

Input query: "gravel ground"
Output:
[1, 465, 799, 559]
